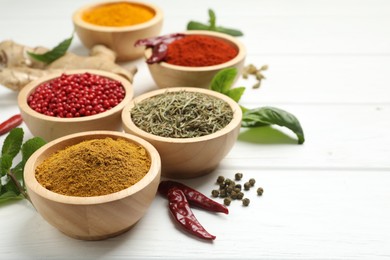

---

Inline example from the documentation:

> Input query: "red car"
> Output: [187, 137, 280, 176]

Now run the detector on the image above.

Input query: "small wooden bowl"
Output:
[73, 0, 163, 61]
[121, 87, 242, 179]
[24, 131, 161, 240]
[18, 69, 133, 142]
[145, 30, 246, 89]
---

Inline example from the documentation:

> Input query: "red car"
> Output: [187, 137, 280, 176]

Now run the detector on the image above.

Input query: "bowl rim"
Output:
[72, 0, 163, 32]
[121, 87, 243, 143]
[144, 30, 246, 71]
[18, 69, 134, 122]
[24, 130, 161, 205]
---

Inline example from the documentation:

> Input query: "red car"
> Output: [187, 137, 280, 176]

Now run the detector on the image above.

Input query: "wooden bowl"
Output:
[73, 0, 163, 61]
[145, 30, 246, 89]
[121, 87, 242, 179]
[18, 69, 133, 142]
[24, 131, 161, 240]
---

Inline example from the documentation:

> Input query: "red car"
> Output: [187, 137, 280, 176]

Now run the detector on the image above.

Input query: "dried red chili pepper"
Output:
[167, 187, 216, 240]
[0, 114, 23, 136]
[159, 180, 229, 214]
[135, 33, 185, 64]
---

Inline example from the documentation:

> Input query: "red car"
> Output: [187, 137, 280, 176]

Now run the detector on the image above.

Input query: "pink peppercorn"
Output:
[27, 73, 125, 118]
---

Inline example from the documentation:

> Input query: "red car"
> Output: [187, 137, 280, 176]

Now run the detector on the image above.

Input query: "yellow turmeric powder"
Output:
[82, 2, 155, 27]
[35, 138, 151, 197]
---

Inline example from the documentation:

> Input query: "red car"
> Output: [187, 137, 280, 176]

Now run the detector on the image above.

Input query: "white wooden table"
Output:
[1, 0, 390, 259]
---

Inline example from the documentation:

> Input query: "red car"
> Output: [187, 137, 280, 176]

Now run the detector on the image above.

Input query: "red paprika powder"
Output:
[165, 35, 238, 67]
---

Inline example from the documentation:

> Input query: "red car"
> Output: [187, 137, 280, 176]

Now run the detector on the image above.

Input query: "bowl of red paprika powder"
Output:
[18, 69, 133, 142]
[73, 0, 163, 61]
[23, 130, 161, 240]
[140, 30, 246, 89]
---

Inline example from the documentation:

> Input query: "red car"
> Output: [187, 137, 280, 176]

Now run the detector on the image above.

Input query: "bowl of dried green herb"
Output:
[121, 87, 242, 178]
[24, 130, 161, 241]
[136, 30, 246, 89]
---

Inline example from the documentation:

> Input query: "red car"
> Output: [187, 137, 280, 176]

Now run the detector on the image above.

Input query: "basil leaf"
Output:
[1, 128, 23, 159]
[0, 189, 23, 202]
[226, 87, 246, 102]
[208, 9, 216, 29]
[216, 26, 244, 37]
[187, 10, 244, 37]
[242, 106, 305, 144]
[210, 67, 237, 94]
[187, 21, 210, 31]
[28, 34, 73, 64]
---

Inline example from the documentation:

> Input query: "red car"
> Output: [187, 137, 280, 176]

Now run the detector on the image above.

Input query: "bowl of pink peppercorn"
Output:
[18, 69, 133, 142]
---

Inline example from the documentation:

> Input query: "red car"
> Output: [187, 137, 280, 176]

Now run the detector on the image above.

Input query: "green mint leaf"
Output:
[0, 154, 12, 177]
[21, 137, 46, 164]
[208, 9, 216, 29]
[242, 106, 305, 144]
[1, 128, 23, 159]
[0, 189, 23, 203]
[187, 21, 210, 31]
[28, 34, 73, 64]
[226, 87, 246, 103]
[210, 67, 238, 94]
[12, 161, 23, 182]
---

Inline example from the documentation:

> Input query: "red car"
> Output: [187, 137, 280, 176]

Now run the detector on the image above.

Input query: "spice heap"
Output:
[165, 35, 238, 67]
[27, 72, 125, 118]
[82, 2, 154, 27]
[135, 34, 238, 66]
[212, 173, 264, 207]
[35, 138, 151, 197]
[130, 90, 233, 138]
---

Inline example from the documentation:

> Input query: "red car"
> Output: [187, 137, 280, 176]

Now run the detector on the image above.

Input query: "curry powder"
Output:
[82, 2, 155, 27]
[35, 138, 151, 197]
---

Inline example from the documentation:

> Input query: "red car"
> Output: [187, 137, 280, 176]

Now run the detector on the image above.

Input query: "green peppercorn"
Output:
[242, 198, 250, 206]
[237, 192, 244, 200]
[234, 187, 241, 193]
[230, 191, 238, 200]
[219, 189, 227, 198]
[225, 178, 233, 186]
[235, 184, 242, 190]
[249, 178, 256, 186]
[244, 182, 251, 191]
[257, 187, 264, 196]
[235, 172, 243, 181]
[224, 197, 232, 206]
[226, 186, 233, 194]
[219, 183, 226, 189]
[211, 189, 220, 197]
[217, 176, 225, 184]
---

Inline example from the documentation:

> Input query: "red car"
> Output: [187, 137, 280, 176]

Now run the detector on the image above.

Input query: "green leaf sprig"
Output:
[0, 128, 46, 204]
[210, 68, 305, 144]
[187, 9, 244, 37]
[27, 34, 74, 64]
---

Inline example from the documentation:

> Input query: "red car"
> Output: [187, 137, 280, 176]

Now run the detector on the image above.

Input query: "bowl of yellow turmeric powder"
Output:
[24, 130, 161, 240]
[73, 1, 163, 61]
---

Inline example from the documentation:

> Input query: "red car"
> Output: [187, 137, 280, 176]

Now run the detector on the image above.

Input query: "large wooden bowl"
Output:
[121, 87, 242, 179]
[18, 69, 133, 142]
[73, 0, 163, 61]
[145, 30, 246, 89]
[24, 131, 161, 240]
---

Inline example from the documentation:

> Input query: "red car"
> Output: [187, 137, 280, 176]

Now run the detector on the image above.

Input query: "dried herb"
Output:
[187, 9, 244, 37]
[131, 91, 233, 138]
[28, 34, 73, 64]
[0, 128, 46, 204]
[210, 68, 305, 144]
